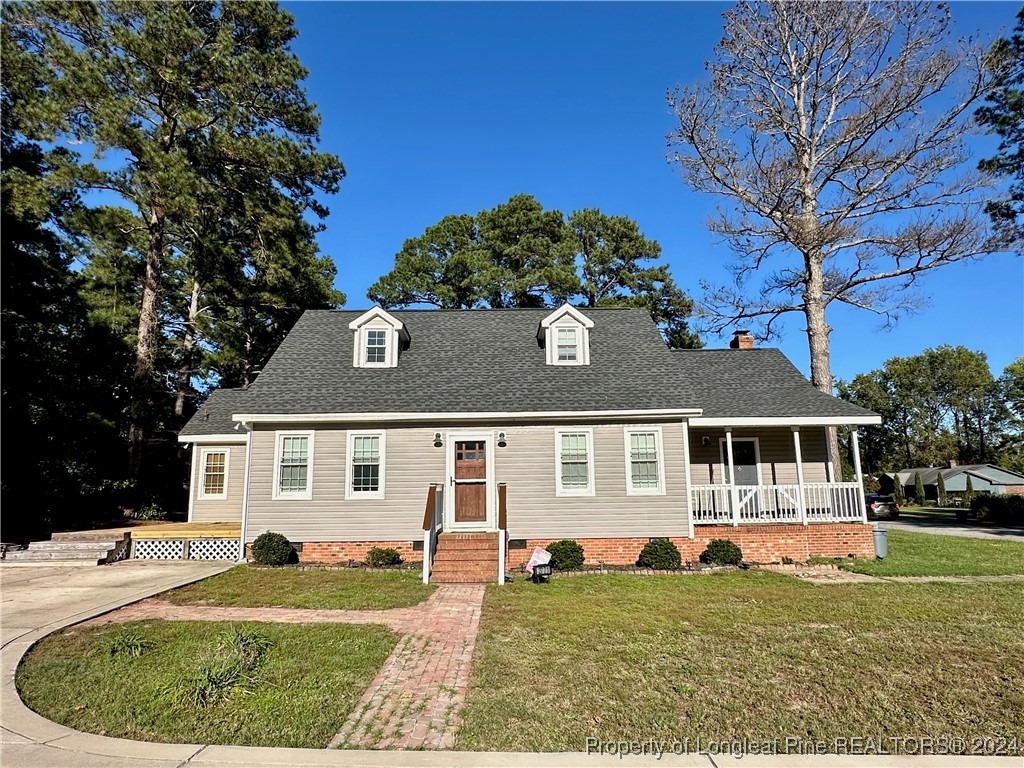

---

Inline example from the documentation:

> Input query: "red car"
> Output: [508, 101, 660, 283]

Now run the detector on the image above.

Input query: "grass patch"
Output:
[17, 620, 395, 748]
[163, 565, 435, 610]
[837, 530, 1024, 577]
[458, 573, 1024, 752]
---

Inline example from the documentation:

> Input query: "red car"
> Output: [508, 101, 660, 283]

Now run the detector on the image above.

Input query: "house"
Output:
[179, 306, 881, 582]
[881, 464, 1024, 501]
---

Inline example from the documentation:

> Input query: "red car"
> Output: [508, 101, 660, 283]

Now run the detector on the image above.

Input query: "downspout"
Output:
[238, 423, 253, 562]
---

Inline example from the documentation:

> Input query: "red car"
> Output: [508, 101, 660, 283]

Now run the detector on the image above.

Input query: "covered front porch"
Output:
[683, 420, 871, 527]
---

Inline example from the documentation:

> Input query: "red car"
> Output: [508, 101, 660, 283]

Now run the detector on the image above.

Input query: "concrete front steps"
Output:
[3, 532, 128, 565]
[430, 532, 501, 583]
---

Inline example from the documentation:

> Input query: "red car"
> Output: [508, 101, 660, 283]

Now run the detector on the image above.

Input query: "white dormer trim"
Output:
[539, 304, 593, 366]
[349, 307, 407, 369]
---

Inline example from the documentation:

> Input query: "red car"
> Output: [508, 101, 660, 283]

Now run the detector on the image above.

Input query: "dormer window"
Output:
[349, 307, 410, 369]
[539, 304, 593, 366]
[557, 328, 578, 362]
[365, 330, 388, 364]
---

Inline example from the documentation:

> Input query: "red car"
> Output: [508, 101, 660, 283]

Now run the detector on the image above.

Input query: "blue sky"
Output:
[282, 1, 1023, 382]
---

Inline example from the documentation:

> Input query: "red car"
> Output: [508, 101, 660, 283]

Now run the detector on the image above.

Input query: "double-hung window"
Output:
[198, 448, 228, 500]
[365, 329, 388, 364]
[555, 429, 594, 496]
[624, 428, 665, 495]
[274, 432, 313, 500]
[347, 431, 386, 499]
[556, 328, 578, 362]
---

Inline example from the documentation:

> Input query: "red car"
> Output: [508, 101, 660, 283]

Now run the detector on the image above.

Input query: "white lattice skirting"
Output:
[131, 537, 239, 561]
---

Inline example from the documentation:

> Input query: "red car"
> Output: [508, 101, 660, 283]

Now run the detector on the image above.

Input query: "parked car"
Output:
[866, 494, 900, 520]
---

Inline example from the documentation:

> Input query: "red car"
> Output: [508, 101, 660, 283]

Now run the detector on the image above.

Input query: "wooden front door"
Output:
[454, 440, 487, 523]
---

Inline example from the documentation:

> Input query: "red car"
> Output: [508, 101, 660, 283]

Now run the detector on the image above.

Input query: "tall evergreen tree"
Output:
[915, 472, 927, 506]
[5, 1, 345, 487]
[937, 472, 947, 505]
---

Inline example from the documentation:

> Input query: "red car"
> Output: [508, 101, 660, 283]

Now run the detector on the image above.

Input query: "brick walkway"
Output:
[83, 584, 485, 750]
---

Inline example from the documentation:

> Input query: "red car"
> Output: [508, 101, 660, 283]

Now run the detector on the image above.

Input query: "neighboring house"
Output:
[881, 464, 1024, 501]
[180, 306, 881, 582]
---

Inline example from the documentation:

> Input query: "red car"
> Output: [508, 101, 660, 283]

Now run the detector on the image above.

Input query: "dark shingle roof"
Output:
[178, 388, 252, 437]
[180, 308, 877, 435]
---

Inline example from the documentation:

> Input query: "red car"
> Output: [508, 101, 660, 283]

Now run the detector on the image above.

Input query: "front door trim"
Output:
[445, 430, 496, 531]
[719, 436, 762, 486]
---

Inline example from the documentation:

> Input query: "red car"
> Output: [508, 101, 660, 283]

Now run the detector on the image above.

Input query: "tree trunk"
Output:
[128, 203, 165, 486]
[174, 279, 201, 420]
[803, 254, 842, 478]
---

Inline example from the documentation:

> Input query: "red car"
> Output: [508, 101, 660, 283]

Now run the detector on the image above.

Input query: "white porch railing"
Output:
[690, 482, 862, 525]
[421, 484, 443, 584]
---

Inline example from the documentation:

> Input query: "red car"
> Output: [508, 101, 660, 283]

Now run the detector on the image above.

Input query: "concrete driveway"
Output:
[1, 562, 1017, 768]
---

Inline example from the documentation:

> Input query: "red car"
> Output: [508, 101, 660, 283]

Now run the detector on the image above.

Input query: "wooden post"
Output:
[792, 427, 807, 525]
[725, 427, 738, 526]
[851, 428, 867, 522]
[681, 420, 694, 539]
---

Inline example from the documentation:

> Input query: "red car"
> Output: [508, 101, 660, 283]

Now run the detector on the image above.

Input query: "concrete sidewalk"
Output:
[1, 562, 1019, 768]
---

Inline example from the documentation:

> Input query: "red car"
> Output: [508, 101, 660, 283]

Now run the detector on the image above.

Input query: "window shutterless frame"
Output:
[272, 430, 314, 501]
[623, 426, 666, 496]
[197, 447, 229, 501]
[553, 428, 596, 497]
[345, 430, 386, 500]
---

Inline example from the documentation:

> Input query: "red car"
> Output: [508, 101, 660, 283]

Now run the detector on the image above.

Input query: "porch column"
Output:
[725, 427, 738, 526]
[824, 430, 836, 482]
[791, 427, 808, 525]
[681, 420, 695, 538]
[851, 427, 868, 522]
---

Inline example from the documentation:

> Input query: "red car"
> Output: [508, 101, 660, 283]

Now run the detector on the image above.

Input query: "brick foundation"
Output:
[246, 540, 422, 565]
[506, 523, 874, 569]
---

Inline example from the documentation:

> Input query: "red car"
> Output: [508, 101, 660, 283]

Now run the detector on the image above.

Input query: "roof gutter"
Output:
[689, 415, 882, 427]
[231, 408, 704, 425]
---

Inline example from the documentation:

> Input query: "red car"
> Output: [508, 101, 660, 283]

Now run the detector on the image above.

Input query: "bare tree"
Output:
[667, 1, 1000, 470]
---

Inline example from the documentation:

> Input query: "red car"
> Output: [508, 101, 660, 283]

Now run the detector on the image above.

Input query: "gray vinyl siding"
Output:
[190, 443, 246, 522]
[496, 422, 689, 540]
[687, 427, 829, 485]
[245, 425, 444, 544]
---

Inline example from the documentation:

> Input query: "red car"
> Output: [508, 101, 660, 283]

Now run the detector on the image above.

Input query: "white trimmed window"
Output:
[346, 431, 386, 499]
[198, 448, 229, 500]
[555, 429, 595, 496]
[365, 329, 388, 364]
[556, 328, 579, 362]
[273, 431, 314, 500]
[624, 427, 665, 495]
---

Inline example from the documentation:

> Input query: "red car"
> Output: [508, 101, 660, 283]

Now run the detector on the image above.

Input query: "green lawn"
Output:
[163, 565, 435, 610]
[17, 620, 395, 748]
[458, 573, 1024, 752]
[837, 530, 1024, 577]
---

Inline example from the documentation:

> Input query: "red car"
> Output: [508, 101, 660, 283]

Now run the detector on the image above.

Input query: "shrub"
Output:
[781, 556, 794, 565]
[251, 532, 294, 566]
[700, 538, 743, 566]
[637, 538, 682, 570]
[107, 630, 151, 659]
[971, 494, 1024, 525]
[129, 502, 170, 521]
[365, 547, 402, 567]
[547, 539, 585, 571]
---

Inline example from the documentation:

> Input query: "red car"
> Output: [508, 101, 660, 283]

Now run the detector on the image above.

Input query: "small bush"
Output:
[781, 556, 794, 565]
[971, 494, 1024, 525]
[129, 502, 170, 521]
[107, 630, 151, 659]
[365, 547, 402, 567]
[547, 539, 585, 571]
[251, 531, 294, 566]
[637, 539, 682, 570]
[216, 627, 274, 665]
[700, 539, 743, 566]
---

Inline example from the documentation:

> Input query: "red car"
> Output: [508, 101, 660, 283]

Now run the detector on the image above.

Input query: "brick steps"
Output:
[430, 533, 499, 584]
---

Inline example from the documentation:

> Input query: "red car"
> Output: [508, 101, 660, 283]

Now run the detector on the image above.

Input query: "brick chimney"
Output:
[948, 459, 958, 468]
[730, 329, 755, 349]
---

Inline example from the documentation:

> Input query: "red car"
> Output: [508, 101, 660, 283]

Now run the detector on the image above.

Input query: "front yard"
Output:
[16, 620, 396, 748]
[834, 529, 1024, 577]
[457, 572, 1024, 752]
[163, 565, 435, 610]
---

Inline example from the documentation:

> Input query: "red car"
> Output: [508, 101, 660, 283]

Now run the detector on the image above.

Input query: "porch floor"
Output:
[54, 521, 241, 541]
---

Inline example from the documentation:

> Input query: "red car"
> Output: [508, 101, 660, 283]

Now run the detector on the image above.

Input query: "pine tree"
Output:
[965, 475, 975, 503]
[937, 472, 947, 506]
[915, 472, 927, 506]
[891, 475, 904, 504]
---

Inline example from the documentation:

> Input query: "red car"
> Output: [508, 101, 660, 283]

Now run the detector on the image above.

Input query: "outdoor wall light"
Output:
[433, 432, 443, 447]
[497, 431, 507, 447]
[701, 436, 711, 447]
